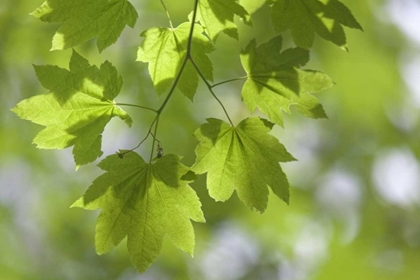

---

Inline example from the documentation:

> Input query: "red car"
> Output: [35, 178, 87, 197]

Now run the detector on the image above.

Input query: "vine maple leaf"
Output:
[270, 0, 362, 49]
[192, 117, 295, 213]
[12, 50, 132, 167]
[137, 22, 214, 100]
[240, 35, 334, 126]
[31, 0, 138, 52]
[72, 153, 205, 272]
[195, 0, 251, 41]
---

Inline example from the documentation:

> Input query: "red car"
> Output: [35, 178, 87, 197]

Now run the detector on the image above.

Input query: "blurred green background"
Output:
[1, 0, 420, 279]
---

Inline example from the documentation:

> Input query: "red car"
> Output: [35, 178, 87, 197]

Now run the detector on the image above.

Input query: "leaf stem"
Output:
[148, 0, 200, 160]
[189, 58, 234, 126]
[156, 58, 189, 114]
[115, 103, 157, 113]
[149, 116, 160, 162]
[211, 76, 247, 88]
[187, 0, 200, 56]
[121, 0, 235, 160]
[159, 0, 174, 29]
[120, 116, 159, 157]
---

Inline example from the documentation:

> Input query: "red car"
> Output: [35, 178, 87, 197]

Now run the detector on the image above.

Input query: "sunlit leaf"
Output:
[137, 22, 214, 100]
[31, 0, 138, 52]
[196, 0, 251, 41]
[72, 153, 205, 272]
[192, 117, 295, 212]
[12, 50, 132, 166]
[240, 35, 334, 126]
[270, 0, 362, 49]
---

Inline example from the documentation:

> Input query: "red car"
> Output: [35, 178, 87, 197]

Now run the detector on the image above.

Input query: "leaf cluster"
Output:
[12, 0, 361, 273]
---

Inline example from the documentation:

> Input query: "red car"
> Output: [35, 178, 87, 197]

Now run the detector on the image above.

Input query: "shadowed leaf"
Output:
[31, 0, 138, 52]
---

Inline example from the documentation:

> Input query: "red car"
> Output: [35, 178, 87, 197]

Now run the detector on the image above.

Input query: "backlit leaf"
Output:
[240, 35, 334, 126]
[12, 50, 132, 167]
[192, 117, 295, 212]
[72, 153, 205, 272]
[31, 0, 138, 52]
[137, 22, 214, 100]
[270, 0, 362, 49]
[196, 0, 251, 41]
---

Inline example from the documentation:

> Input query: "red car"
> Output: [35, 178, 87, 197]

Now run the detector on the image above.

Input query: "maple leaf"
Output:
[31, 0, 138, 52]
[270, 0, 362, 49]
[192, 117, 295, 213]
[195, 0, 251, 41]
[72, 153, 205, 272]
[137, 22, 214, 100]
[12, 50, 132, 167]
[240, 35, 334, 126]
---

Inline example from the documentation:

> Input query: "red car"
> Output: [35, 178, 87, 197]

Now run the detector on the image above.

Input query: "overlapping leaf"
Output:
[72, 153, 205, 272]
[240, 0, 266, 14]
[192, 117, 295, 212]
[270, 0, 362, 49]
[31, 0, 138, 52]
[137, 22, 214, 100]
[12, 50, 132, 166]
[195, 0, 251, 41]
[240, 35, 334, 126]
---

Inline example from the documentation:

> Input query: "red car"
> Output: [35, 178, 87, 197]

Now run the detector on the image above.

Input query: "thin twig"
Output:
[115, 102, 157, 113]
[120, 116, 158, 156]
[211, 76, 247, 88]
[159, 0, 174, 29]
[148, 0, 201, 161]
[189, 58, 234, 126]
[149, 116, 160, 162]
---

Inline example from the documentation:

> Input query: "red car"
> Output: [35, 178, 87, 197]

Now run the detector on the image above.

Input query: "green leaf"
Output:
[270, 0, 362, 49]
[192, 117, 295, 213]
[240, 35, 334, 126]
[195, 0, 251, 41]
[239, 0, 266, 14]
[31, 0, 138, 52]
[137, 23, 214, 100]
[12, 50, 132, 167]
[72, 153, 205, 272]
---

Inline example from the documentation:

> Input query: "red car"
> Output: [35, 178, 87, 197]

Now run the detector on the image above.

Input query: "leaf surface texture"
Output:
[137, 23, 214, 100]
[196, 0, 251, 41]
[270, 0, 362, 49]
[72, 153, 205, 272]
[192, 117, 295, 212]
[12, 50, 132, 166]
[32, 0, 138, 52]
[240, 35, 334, 126]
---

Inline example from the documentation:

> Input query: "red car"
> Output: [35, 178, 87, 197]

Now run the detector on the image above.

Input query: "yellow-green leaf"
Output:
[270, 0, 362, 49]
[137, 23, 214, 100]
[72, 153, 205, 272]
[31, 0, 138, 52]
[12, 50, 132, 167]
[196, 0, 251, 41]
[240, 35, 334, 126]
[192, 117, 295, 213]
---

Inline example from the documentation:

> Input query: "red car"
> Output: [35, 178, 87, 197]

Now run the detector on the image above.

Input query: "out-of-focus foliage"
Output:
[1, 0, 420, 279]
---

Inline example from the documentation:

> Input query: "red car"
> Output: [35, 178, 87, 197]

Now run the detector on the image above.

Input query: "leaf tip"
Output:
[70, 197, 83, 208]
[51, 33, 66, 51]
[10, 106, 18, 114]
